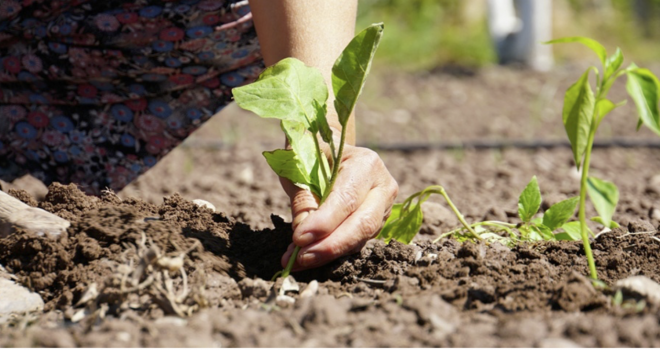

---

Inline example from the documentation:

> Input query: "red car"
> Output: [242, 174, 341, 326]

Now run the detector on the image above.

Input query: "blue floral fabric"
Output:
[0, 0, 263, 194]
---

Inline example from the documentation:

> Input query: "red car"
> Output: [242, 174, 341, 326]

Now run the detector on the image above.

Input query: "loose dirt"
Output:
[2, 66, 660, 347]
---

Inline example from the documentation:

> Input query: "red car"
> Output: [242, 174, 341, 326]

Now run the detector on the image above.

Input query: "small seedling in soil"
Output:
[233, 24, 384, 278]
[379, 176, 582, 246]
[381, 37, 660, 283]
[545, 37, 660, 280]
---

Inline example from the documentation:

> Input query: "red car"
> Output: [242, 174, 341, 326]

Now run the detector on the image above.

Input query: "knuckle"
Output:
[359, 213, 383, 239]
[335, 185, 360, 214]
[291, 192, 318, 215]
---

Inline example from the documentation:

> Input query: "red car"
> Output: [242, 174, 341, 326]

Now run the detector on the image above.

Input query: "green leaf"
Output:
[562, 69, 595, 169]
[626, 66, 660, 136]
[530, 224, 555, 241]
[263, 149, 315, 195]
[332, 23, 384, 127]
[545, 37, 607, 67]
[557, 221, 583, 241]
[595, 99, 625, 125]
[377, 202, 424, 245]
[278, 120, 329, 198]
[591, 216, 620, 229]
[604, 47, 623, 79]
[542, 196, 579, 231]
[233, 57, 328, 127]
[518, 176, 542, 223]
[313, 101, 333, 145]
[587, 176, 619, 228]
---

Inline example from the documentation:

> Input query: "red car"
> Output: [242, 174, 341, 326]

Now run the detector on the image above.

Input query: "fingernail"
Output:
[299, 252, 318, 267]
[297, 232, 314, 245]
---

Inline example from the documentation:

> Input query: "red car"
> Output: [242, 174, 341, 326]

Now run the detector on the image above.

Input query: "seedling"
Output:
[233, 24, 384, 278]
[545, 37, 660, 279]
[379, 176, 585, 246]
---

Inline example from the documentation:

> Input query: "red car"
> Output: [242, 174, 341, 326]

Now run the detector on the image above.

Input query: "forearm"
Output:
[250, 0, 357, 144]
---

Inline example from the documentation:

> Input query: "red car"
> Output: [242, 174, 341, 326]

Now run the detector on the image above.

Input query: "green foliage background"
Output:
[357, 0, 660, 72]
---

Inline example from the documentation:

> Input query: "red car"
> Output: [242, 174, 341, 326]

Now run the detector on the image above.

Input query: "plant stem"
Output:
[433, 186, 482, 241]
[281, 127, 346, 279]
[578, 128, 598, 280]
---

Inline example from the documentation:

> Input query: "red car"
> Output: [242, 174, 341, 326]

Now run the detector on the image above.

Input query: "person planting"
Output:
[0, 0, 398, 271]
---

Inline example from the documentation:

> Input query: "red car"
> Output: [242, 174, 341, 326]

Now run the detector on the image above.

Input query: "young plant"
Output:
[232, 24, 384, 278]
[546, 37, 660, 280]
[379, 176, 583, 246]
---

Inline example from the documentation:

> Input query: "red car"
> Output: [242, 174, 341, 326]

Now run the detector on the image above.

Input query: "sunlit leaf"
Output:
[587, 176, 619, 228]
[518, 176, 542, 223]
[604, 47, 623, 79]
[545, 37, 607, 67]
[233, 58, 328, 128]
[591, 216, 620, 229]
[543, 196, 579, 231]
[377, 203, 424, 244]
[562, 69, 595, 169]
[332, 23, 384, 127]
[626, 65, 660, 136]
[557, 221, 583, 241]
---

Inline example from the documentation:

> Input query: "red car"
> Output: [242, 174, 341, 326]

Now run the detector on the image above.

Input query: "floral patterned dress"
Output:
[0, 0, 264, 194]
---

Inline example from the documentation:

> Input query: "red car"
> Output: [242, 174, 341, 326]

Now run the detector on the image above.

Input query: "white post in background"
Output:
[487, 0, 554, 72]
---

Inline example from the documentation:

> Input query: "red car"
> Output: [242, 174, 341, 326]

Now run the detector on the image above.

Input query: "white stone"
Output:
[192, 199, 216, 212]
[0, 276, 44, 323]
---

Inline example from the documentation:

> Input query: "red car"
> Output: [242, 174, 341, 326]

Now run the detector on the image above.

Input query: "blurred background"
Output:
[357, 0, 660, 71]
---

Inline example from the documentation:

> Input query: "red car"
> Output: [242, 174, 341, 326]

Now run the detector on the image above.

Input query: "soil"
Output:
[2, 65, 660, 347]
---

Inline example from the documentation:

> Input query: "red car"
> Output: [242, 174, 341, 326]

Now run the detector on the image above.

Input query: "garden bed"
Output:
[1, 66, 660, 347]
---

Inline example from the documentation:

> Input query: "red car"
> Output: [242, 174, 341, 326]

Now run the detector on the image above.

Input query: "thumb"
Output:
[279, 177, 319, 231]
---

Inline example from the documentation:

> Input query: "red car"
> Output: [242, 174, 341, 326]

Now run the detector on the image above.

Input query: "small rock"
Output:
[300, 280, 319, 298]
[0, 277, 44, 323]
[280, 275, 299, 294]
[192, 199, 215, 212]
[646, 174, 660, 195]
[651, 208, 660, 222]
[615, 276, 660, 305]
[537, 338, 581, 348]
[238, 166, 254, 186]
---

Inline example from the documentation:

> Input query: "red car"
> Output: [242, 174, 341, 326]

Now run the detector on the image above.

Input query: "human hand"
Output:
[279, 144, 398, 270]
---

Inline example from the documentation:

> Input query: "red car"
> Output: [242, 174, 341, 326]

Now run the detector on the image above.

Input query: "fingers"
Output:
[292, 149, 381, 247]
[280, 177, 318, 231]
[293, 185, 396, 269]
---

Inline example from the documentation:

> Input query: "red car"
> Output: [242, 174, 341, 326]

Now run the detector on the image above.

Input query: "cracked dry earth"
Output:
[2, 66, 660, 347]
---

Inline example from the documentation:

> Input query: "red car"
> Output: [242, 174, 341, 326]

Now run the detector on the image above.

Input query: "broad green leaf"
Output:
[626, 66, 660, 136]
[313, 101, 333, 145]
[542, 196, 579, 231]
[557, 221, 583, 241]
[263, 149, 315, 195]
[595, 99, 625, 125]
[377, 203, 402, 243]
[233, 57, 328, 127]
[545, 37, 607, 67]
[562, 69, 595, 169]
[518, 176, 542, 223]
[530, 224, 554, 241]
[377, 202, 424, 244]
[587, 176, 619, 228]
[591, 216, 620, 229]
[332, 23, 384, 127]
[279, 120, 329, 197]
[604, 48, 623, 79]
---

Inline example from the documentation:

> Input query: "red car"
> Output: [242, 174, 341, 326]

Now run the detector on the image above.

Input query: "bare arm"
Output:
[249, 0, 357, 144]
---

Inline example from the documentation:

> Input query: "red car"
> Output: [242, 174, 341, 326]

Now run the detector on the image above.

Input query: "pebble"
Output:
[300, 280, 319, 298]
[615, 276, 660, 305]
[0, 276, 44, 323]
[192, 199, 216, 212]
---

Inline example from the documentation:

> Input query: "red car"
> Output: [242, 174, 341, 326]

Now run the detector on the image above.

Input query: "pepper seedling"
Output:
[232, 24, 384, 278]
[545, 37, 660, 280]
[379, 176, 584, 246]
